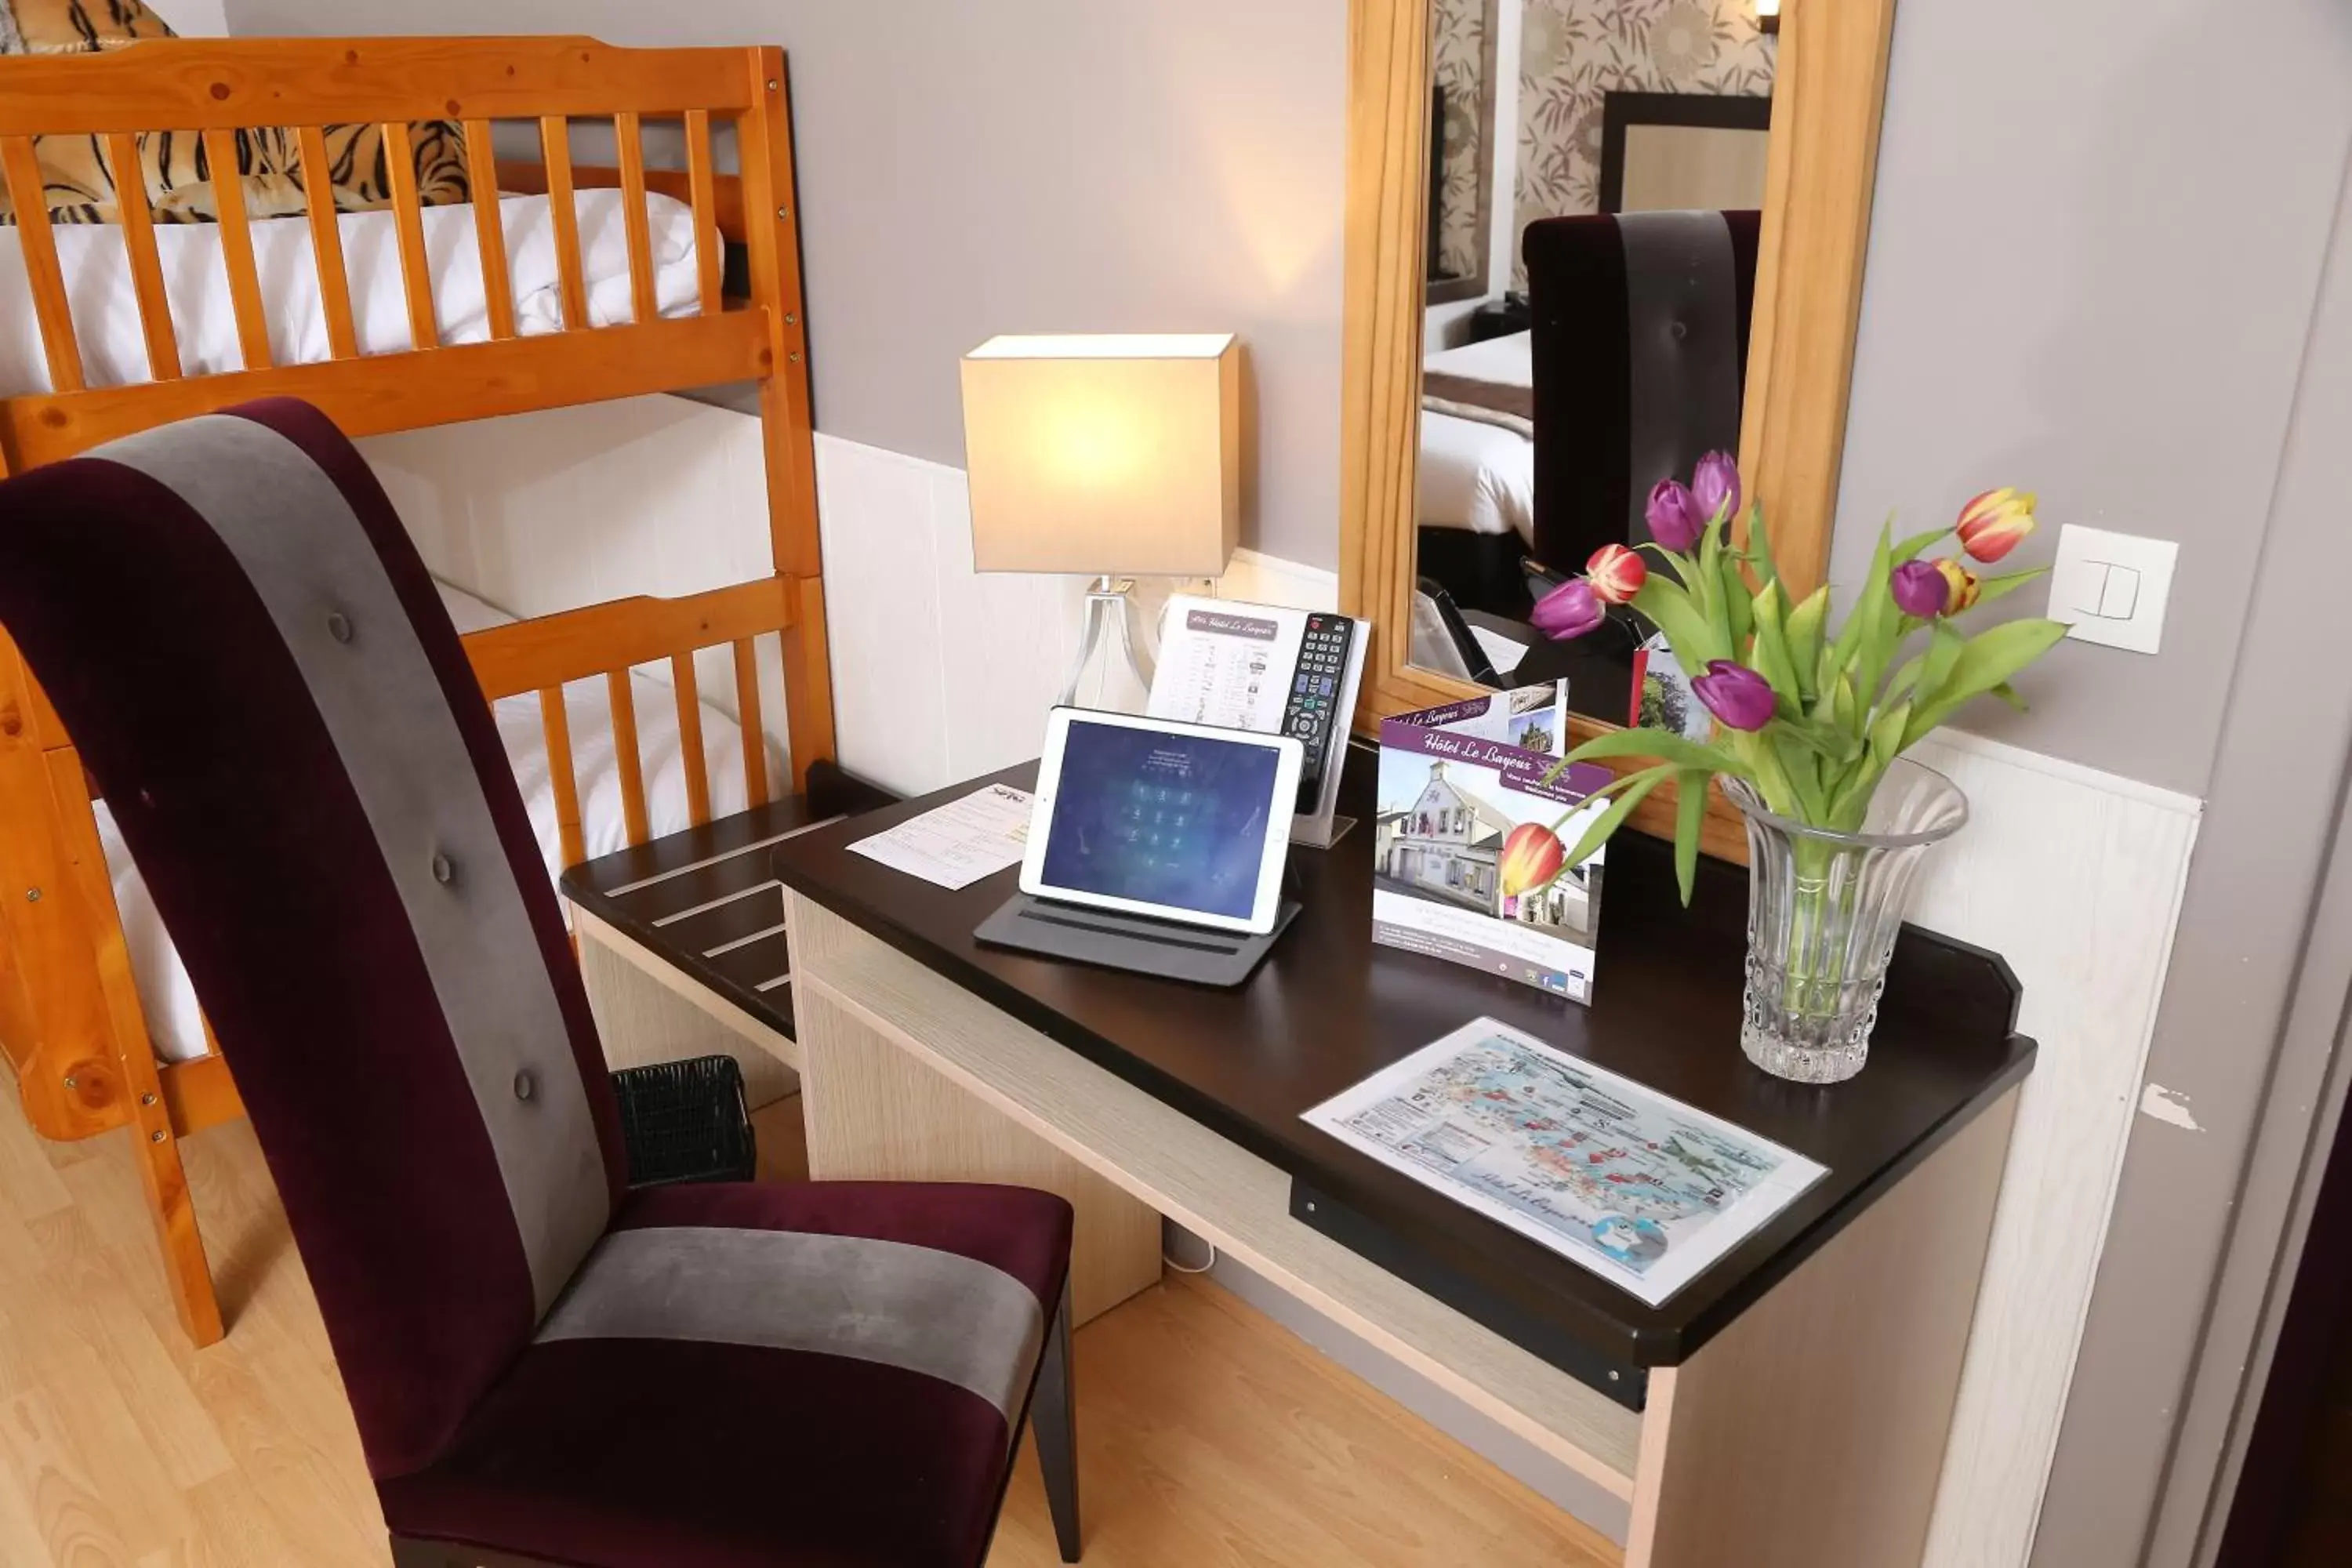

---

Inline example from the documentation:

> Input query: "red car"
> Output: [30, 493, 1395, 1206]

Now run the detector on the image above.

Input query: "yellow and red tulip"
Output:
[1934, 557, 1983, 612]
[1586, 543, 1647, 605]
[1956, 488, 2036, 563]
[1499, 822, 1566, 898]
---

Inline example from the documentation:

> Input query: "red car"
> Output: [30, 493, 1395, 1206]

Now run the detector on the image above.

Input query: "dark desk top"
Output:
[773, 743, 2034, 1368]
[559, 760, 898, 1042]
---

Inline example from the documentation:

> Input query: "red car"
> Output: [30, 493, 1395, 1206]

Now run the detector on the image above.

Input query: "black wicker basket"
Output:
[610, 1054, 757, 1188]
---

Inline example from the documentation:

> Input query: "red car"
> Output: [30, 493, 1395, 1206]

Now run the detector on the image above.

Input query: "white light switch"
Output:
[2049, 524, 2177, 655]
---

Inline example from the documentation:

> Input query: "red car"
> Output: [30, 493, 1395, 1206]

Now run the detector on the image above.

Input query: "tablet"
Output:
[1022, 709, 1303, 936]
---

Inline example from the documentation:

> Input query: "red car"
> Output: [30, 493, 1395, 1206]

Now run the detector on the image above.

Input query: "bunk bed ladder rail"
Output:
[462, 578, 793, 869]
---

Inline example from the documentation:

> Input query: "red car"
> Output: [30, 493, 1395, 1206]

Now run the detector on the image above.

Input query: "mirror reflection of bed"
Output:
[1414, 0, 1777, 723]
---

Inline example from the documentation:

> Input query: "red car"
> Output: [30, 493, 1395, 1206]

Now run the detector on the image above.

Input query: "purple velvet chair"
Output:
[0, 399, 1080, 1568]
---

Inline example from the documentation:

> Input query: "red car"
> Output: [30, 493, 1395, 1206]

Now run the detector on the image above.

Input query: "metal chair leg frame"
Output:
[1032, 1275, 1082, 1563]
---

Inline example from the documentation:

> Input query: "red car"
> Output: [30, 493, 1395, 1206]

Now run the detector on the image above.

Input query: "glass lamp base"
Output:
[1060, 576, 1156, 712]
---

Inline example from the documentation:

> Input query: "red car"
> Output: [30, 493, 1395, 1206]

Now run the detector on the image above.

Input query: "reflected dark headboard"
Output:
[1523, 209, 1761, 574]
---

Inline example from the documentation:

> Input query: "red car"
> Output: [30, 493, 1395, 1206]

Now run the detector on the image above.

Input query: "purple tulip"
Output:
[1890, 559, 1950, 619]
[1530, 578, 1606, 641]
[1645, 479, 1707, 551]
[1690, 659, 1775, 732]
[1691, 451, 1742, 524]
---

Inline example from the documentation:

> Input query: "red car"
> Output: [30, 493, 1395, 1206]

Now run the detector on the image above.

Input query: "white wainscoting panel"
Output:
[810, 430, 1341, 796]
[1905, 729, 2201, 1568]
[361, 401, 1342, 799]
[354, 399, 2193, 1563]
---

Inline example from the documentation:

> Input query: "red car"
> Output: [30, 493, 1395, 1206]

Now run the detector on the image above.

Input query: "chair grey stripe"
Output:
[103, 415, 611, 1317]
[539, 1227, 1049, 1428]
[1621, 210, 1744, 544]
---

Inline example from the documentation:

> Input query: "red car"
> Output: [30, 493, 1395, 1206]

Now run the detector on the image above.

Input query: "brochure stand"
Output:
[1136, 590, 1372, 856]
[1291, 623, 1368, 851]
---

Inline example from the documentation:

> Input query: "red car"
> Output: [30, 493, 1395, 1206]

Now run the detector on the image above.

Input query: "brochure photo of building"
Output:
[1374, 753, 1599, 949]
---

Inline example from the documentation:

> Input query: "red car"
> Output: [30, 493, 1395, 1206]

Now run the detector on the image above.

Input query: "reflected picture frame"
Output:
[1597, 89, 1774, 216]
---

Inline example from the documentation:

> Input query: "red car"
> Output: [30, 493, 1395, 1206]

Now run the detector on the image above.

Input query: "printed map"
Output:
[1305, 1019, 1828, 1305]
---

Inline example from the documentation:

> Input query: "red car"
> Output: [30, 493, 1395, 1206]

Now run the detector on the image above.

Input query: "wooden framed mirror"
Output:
[1338, 0, 1896, 858]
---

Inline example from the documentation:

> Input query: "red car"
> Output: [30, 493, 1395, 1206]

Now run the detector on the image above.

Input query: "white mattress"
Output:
[0, 190, 704, 396]
[1418, 407, 1535, 543]
[96, 579, 782, 1063]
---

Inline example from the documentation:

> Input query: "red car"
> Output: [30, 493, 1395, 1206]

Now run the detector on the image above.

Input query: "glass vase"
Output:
[1721, 757, 1968, 1085]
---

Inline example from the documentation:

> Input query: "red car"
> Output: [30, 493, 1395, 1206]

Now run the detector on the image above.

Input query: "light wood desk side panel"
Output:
[1625, 1089, 2020, 1568]
[795, 979, 1164, 1327]
[786, 893, 1645, 1498]
[574, 907, 800, 1109]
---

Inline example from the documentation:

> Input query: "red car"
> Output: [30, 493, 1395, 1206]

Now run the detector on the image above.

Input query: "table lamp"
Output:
[960, 332, 1241, 706]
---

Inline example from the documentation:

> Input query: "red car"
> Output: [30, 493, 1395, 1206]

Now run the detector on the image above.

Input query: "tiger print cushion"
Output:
[0, 0, 470, 225]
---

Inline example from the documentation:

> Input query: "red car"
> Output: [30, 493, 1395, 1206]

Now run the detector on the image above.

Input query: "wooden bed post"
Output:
[0, 640, 224, 1345]
[738, 48, 837, 795]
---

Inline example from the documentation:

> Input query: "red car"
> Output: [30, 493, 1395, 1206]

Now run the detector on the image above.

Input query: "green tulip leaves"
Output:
[1544, 484, 2065, 906]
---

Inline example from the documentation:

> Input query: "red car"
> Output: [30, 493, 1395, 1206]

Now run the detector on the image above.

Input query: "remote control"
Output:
[1281, 612, 1357, 814]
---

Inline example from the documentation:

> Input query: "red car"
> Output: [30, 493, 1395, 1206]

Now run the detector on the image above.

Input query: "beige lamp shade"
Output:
[960, 333, 1241, 577]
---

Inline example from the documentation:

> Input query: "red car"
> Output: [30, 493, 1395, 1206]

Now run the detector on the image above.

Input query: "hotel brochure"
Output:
[1372, 681, 1613, 1001]
[1303, 1017, 1829, 1307]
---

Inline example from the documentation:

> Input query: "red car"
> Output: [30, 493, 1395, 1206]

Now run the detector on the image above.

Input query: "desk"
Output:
[774, 746, 2032, 1568]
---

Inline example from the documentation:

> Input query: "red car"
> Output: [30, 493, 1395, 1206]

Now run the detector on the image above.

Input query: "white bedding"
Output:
[1424, 329, 1534, 401]
[1419, 408, 1535, 543]
[96, 579, 782, 1063]
[1419, 330, 1537, 542]
[0, 190, 705, 396]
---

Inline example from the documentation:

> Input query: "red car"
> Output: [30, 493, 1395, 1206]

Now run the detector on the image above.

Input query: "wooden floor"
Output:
[0, 1087, 1618, 1568]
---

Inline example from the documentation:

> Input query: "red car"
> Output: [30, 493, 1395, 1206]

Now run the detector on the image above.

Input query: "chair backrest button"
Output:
[513, 1069, 535, 1102]
[430, 852, 455, 885]
[326, 611, 354, 644]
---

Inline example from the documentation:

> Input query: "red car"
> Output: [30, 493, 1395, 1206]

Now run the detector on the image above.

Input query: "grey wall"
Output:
[2031, 132, 2352, 1568]
[1831, 0, 2352, 797]
[223, 0, 1348, 568]
[1841, 3, 2352, 1563]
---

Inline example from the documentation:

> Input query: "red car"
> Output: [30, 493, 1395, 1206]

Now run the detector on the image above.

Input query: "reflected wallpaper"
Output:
[1512, 0, 1775, 286]
[1432, 0, 1492, 284]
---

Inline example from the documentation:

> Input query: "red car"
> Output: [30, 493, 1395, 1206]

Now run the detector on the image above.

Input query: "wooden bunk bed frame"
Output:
[0, 37, 836, 1347]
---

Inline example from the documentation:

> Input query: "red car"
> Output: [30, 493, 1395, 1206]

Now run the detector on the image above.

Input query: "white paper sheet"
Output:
[848, 783, 1035, 890]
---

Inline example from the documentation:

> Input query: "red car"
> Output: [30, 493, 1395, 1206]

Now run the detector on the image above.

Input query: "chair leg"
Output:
[1031, 1276, 1081, 1563]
